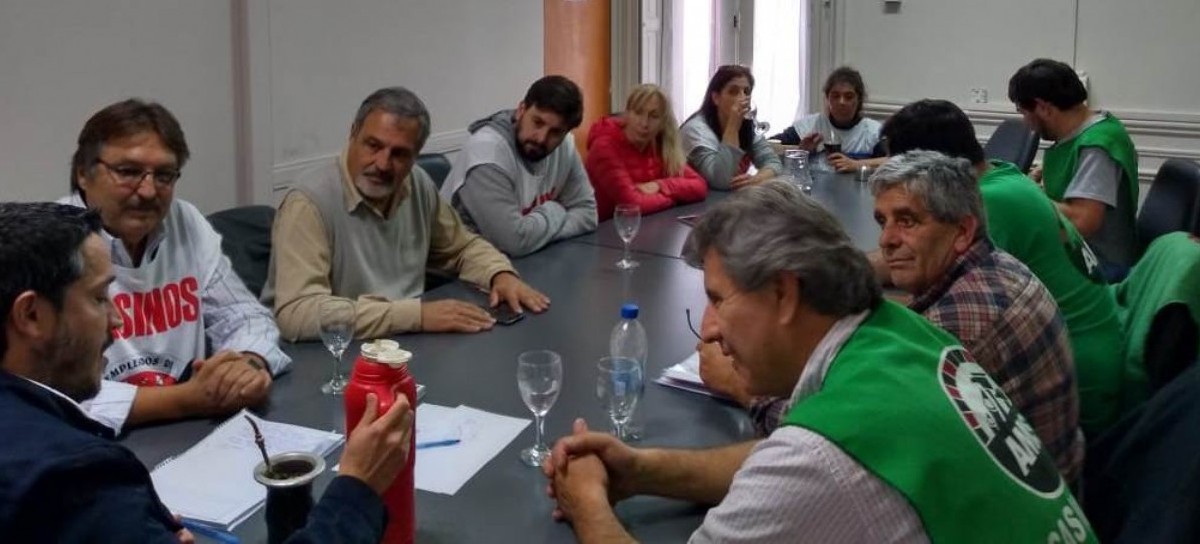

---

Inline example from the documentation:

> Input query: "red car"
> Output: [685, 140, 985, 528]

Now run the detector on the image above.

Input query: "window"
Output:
[657, 1, 808, 133]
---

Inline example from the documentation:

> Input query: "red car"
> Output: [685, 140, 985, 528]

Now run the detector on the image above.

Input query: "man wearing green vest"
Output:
[880, 99, 1125, 435]
[541, 182, 1095, 543]
[1008, 58, 1139, 280]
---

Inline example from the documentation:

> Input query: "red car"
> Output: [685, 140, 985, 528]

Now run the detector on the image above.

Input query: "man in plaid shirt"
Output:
[701, 151, 1083, 484]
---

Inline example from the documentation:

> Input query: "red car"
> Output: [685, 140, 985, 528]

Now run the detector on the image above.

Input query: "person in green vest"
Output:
[541, 181, 1095, 543]
[880, 99, 1126, 435]
[704, 148, 1085, 481]
[1111, 232, 1200, 412]
[1008, 58, 1139, 280]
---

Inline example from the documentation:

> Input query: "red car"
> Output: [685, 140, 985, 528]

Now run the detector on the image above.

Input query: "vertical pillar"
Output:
[544, 0, 611, 160]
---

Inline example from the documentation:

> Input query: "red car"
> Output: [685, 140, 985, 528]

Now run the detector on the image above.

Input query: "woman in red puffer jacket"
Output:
[586, 84, 707, 221]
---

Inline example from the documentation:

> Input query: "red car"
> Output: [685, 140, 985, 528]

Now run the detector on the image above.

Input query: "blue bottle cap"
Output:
[620, 303, 639, 319]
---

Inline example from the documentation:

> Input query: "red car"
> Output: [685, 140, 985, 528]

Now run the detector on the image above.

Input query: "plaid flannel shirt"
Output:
[750, 239, 1083, 483]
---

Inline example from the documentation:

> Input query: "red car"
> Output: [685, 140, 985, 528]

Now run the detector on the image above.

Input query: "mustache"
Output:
[124, 199, 162, 212]
[362, 166, 393, 179]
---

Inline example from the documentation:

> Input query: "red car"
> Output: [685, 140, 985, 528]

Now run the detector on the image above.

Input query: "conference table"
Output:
[121, 173, 878, 543]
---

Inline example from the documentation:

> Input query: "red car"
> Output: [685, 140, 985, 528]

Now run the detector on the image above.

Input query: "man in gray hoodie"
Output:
[442, 75, 598, 257]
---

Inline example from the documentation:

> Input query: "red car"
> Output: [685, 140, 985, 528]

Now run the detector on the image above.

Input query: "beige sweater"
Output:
[262, 151, 515, 340]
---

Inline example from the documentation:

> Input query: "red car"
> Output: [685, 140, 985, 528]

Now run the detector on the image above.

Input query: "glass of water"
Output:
[318, 299, 355, 395]
[517, 350, 563, 467]
[614, 204, 641, 270]
[784, 149, 812, 194]
[596, 356, 644, 441]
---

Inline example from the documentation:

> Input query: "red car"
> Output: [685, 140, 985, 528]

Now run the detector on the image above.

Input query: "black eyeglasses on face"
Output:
[96, 159, 180, 188]
[686, 308, 701, 339]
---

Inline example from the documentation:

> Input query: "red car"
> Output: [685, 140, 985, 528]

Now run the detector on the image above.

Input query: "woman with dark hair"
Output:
[681, 65, 782, 191]
[774, 66, 885, 174]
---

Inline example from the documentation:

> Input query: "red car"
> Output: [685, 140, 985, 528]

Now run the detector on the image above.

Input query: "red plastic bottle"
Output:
[344, 339, 416, 544]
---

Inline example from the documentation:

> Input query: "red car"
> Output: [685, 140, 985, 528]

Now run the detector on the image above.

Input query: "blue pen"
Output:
[180, 519, 241, 544]
[416, 439, 461, 450]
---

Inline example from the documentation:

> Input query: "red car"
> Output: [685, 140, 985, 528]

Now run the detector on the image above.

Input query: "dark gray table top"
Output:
[121, 242, 754, 543]
[120, 176, 885, 543]
[572, 173, 882, 258]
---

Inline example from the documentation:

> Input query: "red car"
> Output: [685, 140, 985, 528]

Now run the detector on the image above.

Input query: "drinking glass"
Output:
[318, 299, 355, 395]
[517, 350, 563, 467]
[824, 128, 843, 155]
[596, 356, 644, 441]
[784, 149, 812, 194]
[745, 102, 770, 135]
[614, 204, 641, 269]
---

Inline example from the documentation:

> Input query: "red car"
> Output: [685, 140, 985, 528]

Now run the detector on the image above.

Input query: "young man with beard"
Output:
[1009, 58, 1139, 280]
[441, 75, 598, 257]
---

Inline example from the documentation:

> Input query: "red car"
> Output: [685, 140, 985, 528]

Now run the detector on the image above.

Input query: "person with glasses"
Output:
[59, 99, 291, 434]
[681, 65, 782, 191]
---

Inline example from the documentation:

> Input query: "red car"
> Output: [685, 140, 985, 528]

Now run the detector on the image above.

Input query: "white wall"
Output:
[256, 0, 543, 202]
[835, 0, 1200, 186]
[0, 1, 238, 213]
[0, 1, 544, 212]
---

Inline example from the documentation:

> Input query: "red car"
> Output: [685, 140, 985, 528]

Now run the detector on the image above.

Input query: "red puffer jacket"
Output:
[585, 116, 708, 221]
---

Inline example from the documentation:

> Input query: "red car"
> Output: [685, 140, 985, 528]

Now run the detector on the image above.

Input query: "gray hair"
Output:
[682, 181, 882, 317]
[868, 150, 987, 238]
[352, 87, 432, 149]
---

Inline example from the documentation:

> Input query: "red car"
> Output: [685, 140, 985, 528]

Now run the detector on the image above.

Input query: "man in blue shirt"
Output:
[0, 202, 411, 542]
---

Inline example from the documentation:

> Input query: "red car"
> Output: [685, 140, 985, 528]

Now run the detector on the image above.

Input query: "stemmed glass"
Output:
[318, 299, 354, 395]
[596, 356, 644, 441]
[517, 350, 563, 467]
[614, 204, 641, 269]
[745, 101, 770, 135]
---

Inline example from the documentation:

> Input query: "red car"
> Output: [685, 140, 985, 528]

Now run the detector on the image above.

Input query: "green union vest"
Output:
[979, 160, 1124, 433]
[783, 301, 1096, 543]
[1042, 113, 1139, 210]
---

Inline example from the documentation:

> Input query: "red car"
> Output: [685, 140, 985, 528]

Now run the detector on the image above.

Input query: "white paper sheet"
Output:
[414, 403, 530, 495]
[655, 351, 732, 401]
[150, 410, 343, 530]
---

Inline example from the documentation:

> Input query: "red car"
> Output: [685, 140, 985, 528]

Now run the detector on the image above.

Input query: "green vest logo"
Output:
[939, 347, 1064, 497]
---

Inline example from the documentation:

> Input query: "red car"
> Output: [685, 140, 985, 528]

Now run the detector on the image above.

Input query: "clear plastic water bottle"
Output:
[609, 303, 647, 440]
[784, 149, 813, 194]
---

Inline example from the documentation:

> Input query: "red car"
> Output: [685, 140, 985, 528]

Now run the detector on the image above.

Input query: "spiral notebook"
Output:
[149, 410, 344, 531]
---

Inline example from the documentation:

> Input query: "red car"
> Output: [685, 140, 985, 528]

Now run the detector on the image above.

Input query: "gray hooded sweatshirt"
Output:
[442, 110, 597, 257]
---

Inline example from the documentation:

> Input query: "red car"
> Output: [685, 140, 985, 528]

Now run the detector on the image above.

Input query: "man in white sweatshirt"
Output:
[62, 99, 290, 433]
[442, 75, 598, 257]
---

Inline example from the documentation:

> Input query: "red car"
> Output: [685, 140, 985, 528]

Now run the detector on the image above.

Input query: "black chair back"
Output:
[983, 118, 1039, 173]
[1084, 364, 1200, 543]
[1137, 158, 1200, 252]
[206, 205, 275, 297]
[416, 153, 452, 190]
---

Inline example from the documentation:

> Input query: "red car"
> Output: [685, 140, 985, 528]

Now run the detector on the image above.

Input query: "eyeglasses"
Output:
[685, 308, 701, 339]
[96, 159, 180, 188]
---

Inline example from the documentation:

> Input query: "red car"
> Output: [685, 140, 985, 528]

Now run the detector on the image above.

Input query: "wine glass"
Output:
[614, 204, 641, 269]
[318, 299, 354, 395]
[517, 350, 563, 467]
[746, 102, 770, 135]
[596, 356, 644, 441]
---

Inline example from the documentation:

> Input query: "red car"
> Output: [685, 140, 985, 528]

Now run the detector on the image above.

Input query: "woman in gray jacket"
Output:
[681, 65, 782, 191]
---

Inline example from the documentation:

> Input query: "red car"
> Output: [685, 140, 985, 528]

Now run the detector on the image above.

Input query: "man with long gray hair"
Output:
[541, 181, 1092, 542]
[264, 87, 549, 340]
